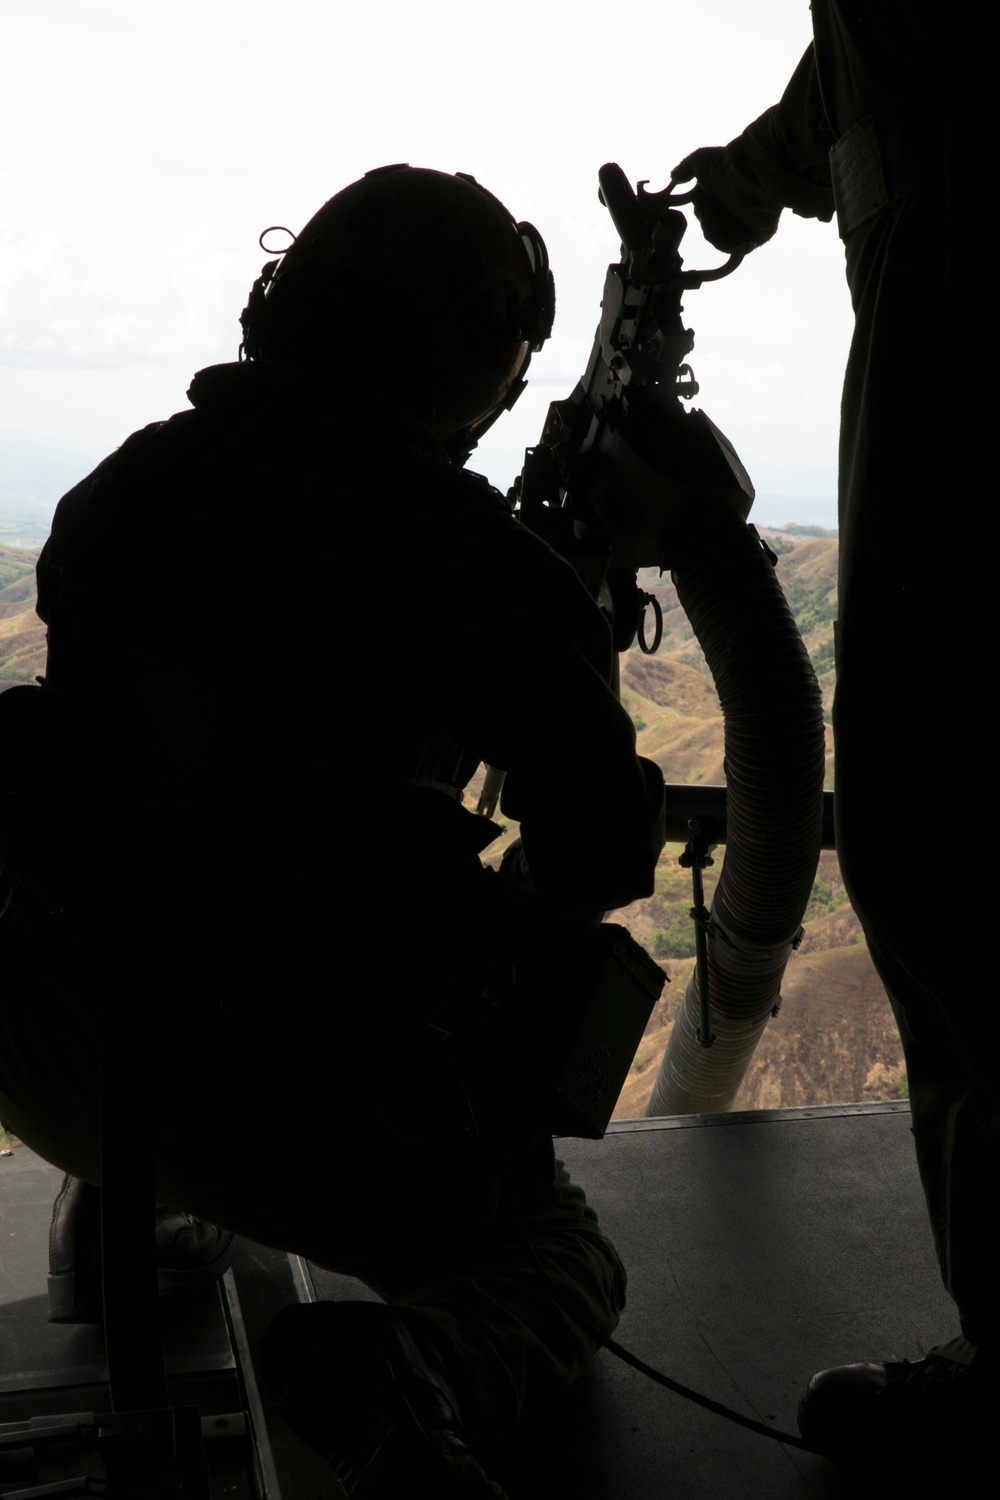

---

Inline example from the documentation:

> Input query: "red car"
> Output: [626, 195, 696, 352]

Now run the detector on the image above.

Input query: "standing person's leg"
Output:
[834, 194, 1000, 1347]
[800, 195, 999, 1458]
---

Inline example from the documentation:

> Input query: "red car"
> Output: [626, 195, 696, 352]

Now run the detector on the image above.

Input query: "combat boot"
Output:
[261, 1300, 509, 1498]
[798, 1335, 996, 1468]
[47, 1172, 236, 1324]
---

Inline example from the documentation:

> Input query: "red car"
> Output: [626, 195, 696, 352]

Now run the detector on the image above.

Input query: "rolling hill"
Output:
[0, 546, 46, 688]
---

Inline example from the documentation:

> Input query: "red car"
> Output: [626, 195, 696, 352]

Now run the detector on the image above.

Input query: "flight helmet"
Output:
[239, 164, 555, 459]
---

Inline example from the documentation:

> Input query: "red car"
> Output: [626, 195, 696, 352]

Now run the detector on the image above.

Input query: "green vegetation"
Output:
[783, 572, 838, 639]
[651, 920, 698, 960]
[805, 875, 850, 922]
[811, 636, 836, 673]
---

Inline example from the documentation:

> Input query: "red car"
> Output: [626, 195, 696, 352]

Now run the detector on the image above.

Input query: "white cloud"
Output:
[1, 0, 852, 489]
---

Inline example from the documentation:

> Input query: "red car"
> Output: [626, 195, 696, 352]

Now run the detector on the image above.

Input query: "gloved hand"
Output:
[672, 146, 782, 255]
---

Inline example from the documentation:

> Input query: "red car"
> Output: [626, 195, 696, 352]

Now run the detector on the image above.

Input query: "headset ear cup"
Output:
[539, 268, 556, 347]
[515, 223, 556, 349]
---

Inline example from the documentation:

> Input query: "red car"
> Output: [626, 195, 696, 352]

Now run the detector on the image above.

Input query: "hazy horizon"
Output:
[3, 2, 855, 506]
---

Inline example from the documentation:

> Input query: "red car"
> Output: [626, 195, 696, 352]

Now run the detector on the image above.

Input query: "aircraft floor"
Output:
[1, 1103, 951, 1498]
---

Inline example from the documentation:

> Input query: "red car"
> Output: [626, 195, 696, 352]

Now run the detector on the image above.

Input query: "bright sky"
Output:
[1, 0, 853, 509]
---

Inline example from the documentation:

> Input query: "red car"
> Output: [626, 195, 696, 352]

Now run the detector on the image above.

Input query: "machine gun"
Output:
[494, 164, 825, 1117]
[515, 161, 753, 654]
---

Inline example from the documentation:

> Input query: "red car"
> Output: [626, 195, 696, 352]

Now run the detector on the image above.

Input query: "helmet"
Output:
[239, 164, 555, 458]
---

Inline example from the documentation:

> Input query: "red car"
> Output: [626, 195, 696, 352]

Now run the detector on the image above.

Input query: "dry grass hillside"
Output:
[609, 528, 902, 1117]
[612, 849, 903, 1120]
[0, 547, 46, 688]
[461, 526, 903, 1119]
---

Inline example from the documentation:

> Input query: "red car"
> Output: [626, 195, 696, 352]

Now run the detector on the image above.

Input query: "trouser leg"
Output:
[355, 1146, 627, 1445]
[861, 931, 1000, 1347]
[834, 196, 1000, 1351]
[835, 648, 1000, 1347]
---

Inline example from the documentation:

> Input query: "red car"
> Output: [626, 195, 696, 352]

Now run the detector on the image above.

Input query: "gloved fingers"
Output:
[669, 145, 777, 254]
[670, 146, 720, 184]
[690, 193, 771, 255]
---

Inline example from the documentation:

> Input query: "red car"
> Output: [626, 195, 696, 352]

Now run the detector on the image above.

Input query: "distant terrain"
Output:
[0, 546, 46, 688]
[0, 525, 904, 1119]
[0, 440, 97, 548]
[462, 524, 903, 1120]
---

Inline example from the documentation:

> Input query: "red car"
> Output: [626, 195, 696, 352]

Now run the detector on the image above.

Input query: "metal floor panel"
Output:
[288, 1103, 952, 1499]
[0, 1149, 254, 1495]
[1, 1103, 953, 1498]
[488, 1105, 952, 1499]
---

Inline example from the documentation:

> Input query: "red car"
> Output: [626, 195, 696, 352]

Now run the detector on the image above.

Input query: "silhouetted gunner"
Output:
[669, 1, 996, 1469]
[0, 166, 666, 1494]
